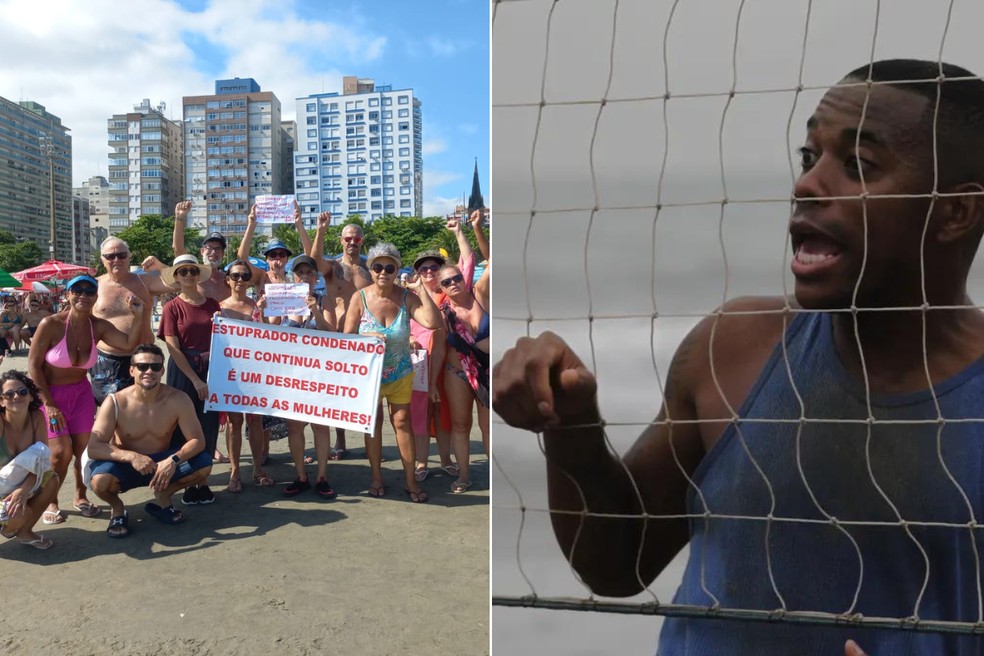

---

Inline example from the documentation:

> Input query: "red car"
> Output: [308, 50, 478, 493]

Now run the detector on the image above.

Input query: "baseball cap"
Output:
[203, 232, 227, 249]
[66, 275, 98, 290]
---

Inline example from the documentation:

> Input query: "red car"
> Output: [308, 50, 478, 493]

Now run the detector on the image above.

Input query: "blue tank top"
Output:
[658, 312, 984, 655]
[358, 289, 411, 384]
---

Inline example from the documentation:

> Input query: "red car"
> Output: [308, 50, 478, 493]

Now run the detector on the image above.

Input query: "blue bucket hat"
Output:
[262, 240, 293, 257]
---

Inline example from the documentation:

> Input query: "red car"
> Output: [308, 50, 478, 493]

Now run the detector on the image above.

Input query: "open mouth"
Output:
[790, 221, 843, 278]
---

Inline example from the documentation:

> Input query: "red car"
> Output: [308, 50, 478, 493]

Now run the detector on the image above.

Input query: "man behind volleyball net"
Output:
[494, 58, 984, 655]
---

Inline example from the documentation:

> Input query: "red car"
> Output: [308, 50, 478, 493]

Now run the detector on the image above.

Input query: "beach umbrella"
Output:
[6, 281, 54, 293]
[225, 256, 269, 272]
[0, 268, 21, 288]
[14, 260, 95, 282]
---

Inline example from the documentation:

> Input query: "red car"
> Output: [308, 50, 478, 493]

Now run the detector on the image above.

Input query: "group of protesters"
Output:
[0, 201, 489, 546]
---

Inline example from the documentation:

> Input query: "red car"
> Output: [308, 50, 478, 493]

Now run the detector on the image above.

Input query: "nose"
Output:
[792, 156, 832, 211]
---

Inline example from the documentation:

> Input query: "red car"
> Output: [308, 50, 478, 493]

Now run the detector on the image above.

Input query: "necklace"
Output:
[69, 315, 85, 361]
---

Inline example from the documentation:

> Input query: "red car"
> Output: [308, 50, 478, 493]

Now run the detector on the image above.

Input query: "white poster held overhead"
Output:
[264, 282, 310, 318]
[255, 194, 296, 224]
[205, 316, 385, 432]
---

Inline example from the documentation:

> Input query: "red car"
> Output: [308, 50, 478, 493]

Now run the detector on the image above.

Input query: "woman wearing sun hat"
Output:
[344, 242, 442, 502]
[157, 254, 222, 506]
[27, 274, 144, 524]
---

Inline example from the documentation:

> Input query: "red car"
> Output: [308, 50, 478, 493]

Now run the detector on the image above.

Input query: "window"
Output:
[399, 148, 410, 157]
[308, 142, 317, 151]
[398, 122, 409, 131]
[400, 199, 411, 208]
[398, 95, 409, 104]
[306, 103, 316, 112]
[398, 109, 409, 118]
[399, 135, 409, 144]
[307, 129, 317, 137]
[306, 117, 316, 125]
[369, 98, 379, 107]
[382, 97, 392, 106]
[382, 110, 392, 119]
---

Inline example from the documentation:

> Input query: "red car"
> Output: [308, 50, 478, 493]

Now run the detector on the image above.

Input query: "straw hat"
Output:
[161, 254, 212, 286]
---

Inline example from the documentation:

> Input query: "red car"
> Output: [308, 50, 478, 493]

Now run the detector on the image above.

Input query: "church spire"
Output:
[467, 158, 484, 213]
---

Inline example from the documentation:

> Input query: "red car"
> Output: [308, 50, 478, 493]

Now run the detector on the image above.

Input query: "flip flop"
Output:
[41, 509, 65, 525]
[405, 488, 429, 503]
[106, 512, 129, 538]
[440, 464, 460, 478]
[329, 448, 347, 461]
[226, 476, 243, 493]
[367, 483, 386, 498]
[414, 467, 430, 483]
[252, 473, 275, 487]
[450, 480, 473, 495]
[73, 501, 102, 517]
[18, 534, 53, 550]
[145, 503, 185, 525]
[213, 452, 231, 464]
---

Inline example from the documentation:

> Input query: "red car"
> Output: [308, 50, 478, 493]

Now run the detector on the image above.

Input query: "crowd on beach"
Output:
[0, 202, 489, 547]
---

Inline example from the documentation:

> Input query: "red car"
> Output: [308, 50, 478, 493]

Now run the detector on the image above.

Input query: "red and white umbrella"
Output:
[13, 260, 95, 282]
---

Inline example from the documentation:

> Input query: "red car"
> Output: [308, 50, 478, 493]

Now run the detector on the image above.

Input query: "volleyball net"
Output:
[490, 0, 984, 646]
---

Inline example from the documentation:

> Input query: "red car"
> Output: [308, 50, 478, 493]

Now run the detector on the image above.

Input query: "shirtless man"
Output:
[87, 343, 212, 538]
[495, 59, 984, 655]
[90, 237, 175, 405]
[141, 200, 230, 302]
[309, 211, 360, 460]
[312, 219, 371, 291]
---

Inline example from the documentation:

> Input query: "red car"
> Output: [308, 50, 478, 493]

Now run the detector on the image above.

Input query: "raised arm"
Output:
[470, 209, 490, 262]
[238, 204, 266, 288]
[172, 200, 192, 256]
[311, 211, 344, 280]
[474, 259, 490, 310]
[293, 202, 313, 258]
[448, 218, 476, 284]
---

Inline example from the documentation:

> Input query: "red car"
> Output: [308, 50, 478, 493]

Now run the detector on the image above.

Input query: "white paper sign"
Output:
[206, 317, 385, 432]
[411, 349, 428, 392]
[255, 194, 296, 224]
[264, 282, 309, 318]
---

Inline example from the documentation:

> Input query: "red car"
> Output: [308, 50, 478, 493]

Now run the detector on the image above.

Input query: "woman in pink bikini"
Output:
[27, 275, 144, 524]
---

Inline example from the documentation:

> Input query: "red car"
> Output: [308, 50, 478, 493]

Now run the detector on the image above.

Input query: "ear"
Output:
[935, 182, 984, 243]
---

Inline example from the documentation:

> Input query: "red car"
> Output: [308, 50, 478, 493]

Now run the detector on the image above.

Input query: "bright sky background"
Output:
[0, 0, 489, 217]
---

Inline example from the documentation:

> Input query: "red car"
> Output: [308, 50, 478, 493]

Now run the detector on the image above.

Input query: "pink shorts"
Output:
[45, 377, 96, 439]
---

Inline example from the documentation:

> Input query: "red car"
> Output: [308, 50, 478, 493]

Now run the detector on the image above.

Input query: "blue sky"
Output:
[0, 0, 489, 215]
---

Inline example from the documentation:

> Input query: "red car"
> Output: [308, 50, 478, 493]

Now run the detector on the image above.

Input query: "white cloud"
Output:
[428, 37, 463, 57]
[0, 0, 389, 186]
[423, 195, 460, 217]
[422, 138, 447, 156]
[426, 170, 462, 188]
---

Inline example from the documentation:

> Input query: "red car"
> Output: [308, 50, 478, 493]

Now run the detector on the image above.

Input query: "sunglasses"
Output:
[293, 267, 315, 276]
[417, 264, 440, 274]
[69, 287, 98, 297]
[266, 251, 289, 260]
[342, 236, 363, 244]
[0, 387, 29, 400]
[227, 272, 250, 282]
[102, 252, 129, 261]
[175, 267, 200, 277]
[371, 263, 397, 275]
[133, 362, 164, 372]
[440, 274, 464, 288]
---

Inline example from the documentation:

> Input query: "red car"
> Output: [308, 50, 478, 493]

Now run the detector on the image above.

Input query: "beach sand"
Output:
[0, 352, 489, 656]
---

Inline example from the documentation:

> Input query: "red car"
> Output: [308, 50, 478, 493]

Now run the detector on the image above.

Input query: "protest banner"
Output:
[255, 194, 296, 224]
[205, 316, 385, 432]
[264, 282, 310, 318]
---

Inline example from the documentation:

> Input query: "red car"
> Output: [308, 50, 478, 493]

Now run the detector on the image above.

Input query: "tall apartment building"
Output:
[71, 196, 90, 263]
[183, 78, 285, 236]
[73, 175, 110, 258]
[280, 119, 296, 200]
[106, 99, 184, 232]
[294, 76, 422, 225]
[0, 97, 72, 259]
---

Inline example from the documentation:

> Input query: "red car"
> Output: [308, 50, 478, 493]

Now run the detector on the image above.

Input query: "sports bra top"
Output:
[45, 317, 98, 369]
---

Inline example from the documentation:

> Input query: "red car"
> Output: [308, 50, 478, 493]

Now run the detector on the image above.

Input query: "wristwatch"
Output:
[170, 454, 181, 464]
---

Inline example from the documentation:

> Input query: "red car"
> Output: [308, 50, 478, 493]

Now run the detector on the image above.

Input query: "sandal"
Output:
[106, 512, 129, 538]
[252, 472, 275, 487]
[450, 480, 473, 495]
[367, 483, 386, 498]
[440, 464, 460, 478]
[226, 476, 243, 493]
[73, 501, 102, 517]
[405, 488, 429, 503]
[283, 478, 311, 497]
[414, 466, 430, 483]
[18, 534, 53, 550]
[41, 509, 65, 525]
[315, 479, 337, 500]
[329, 448, 347, 461]
[144, 503, 185, 525]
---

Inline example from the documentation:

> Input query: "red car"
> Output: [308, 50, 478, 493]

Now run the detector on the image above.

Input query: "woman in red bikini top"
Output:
[26, 275, 144, 525]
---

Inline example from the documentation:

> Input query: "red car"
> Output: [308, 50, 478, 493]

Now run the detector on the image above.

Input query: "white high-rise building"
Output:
[294, 76, 422, 225]
[106, 99, 184, 233]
